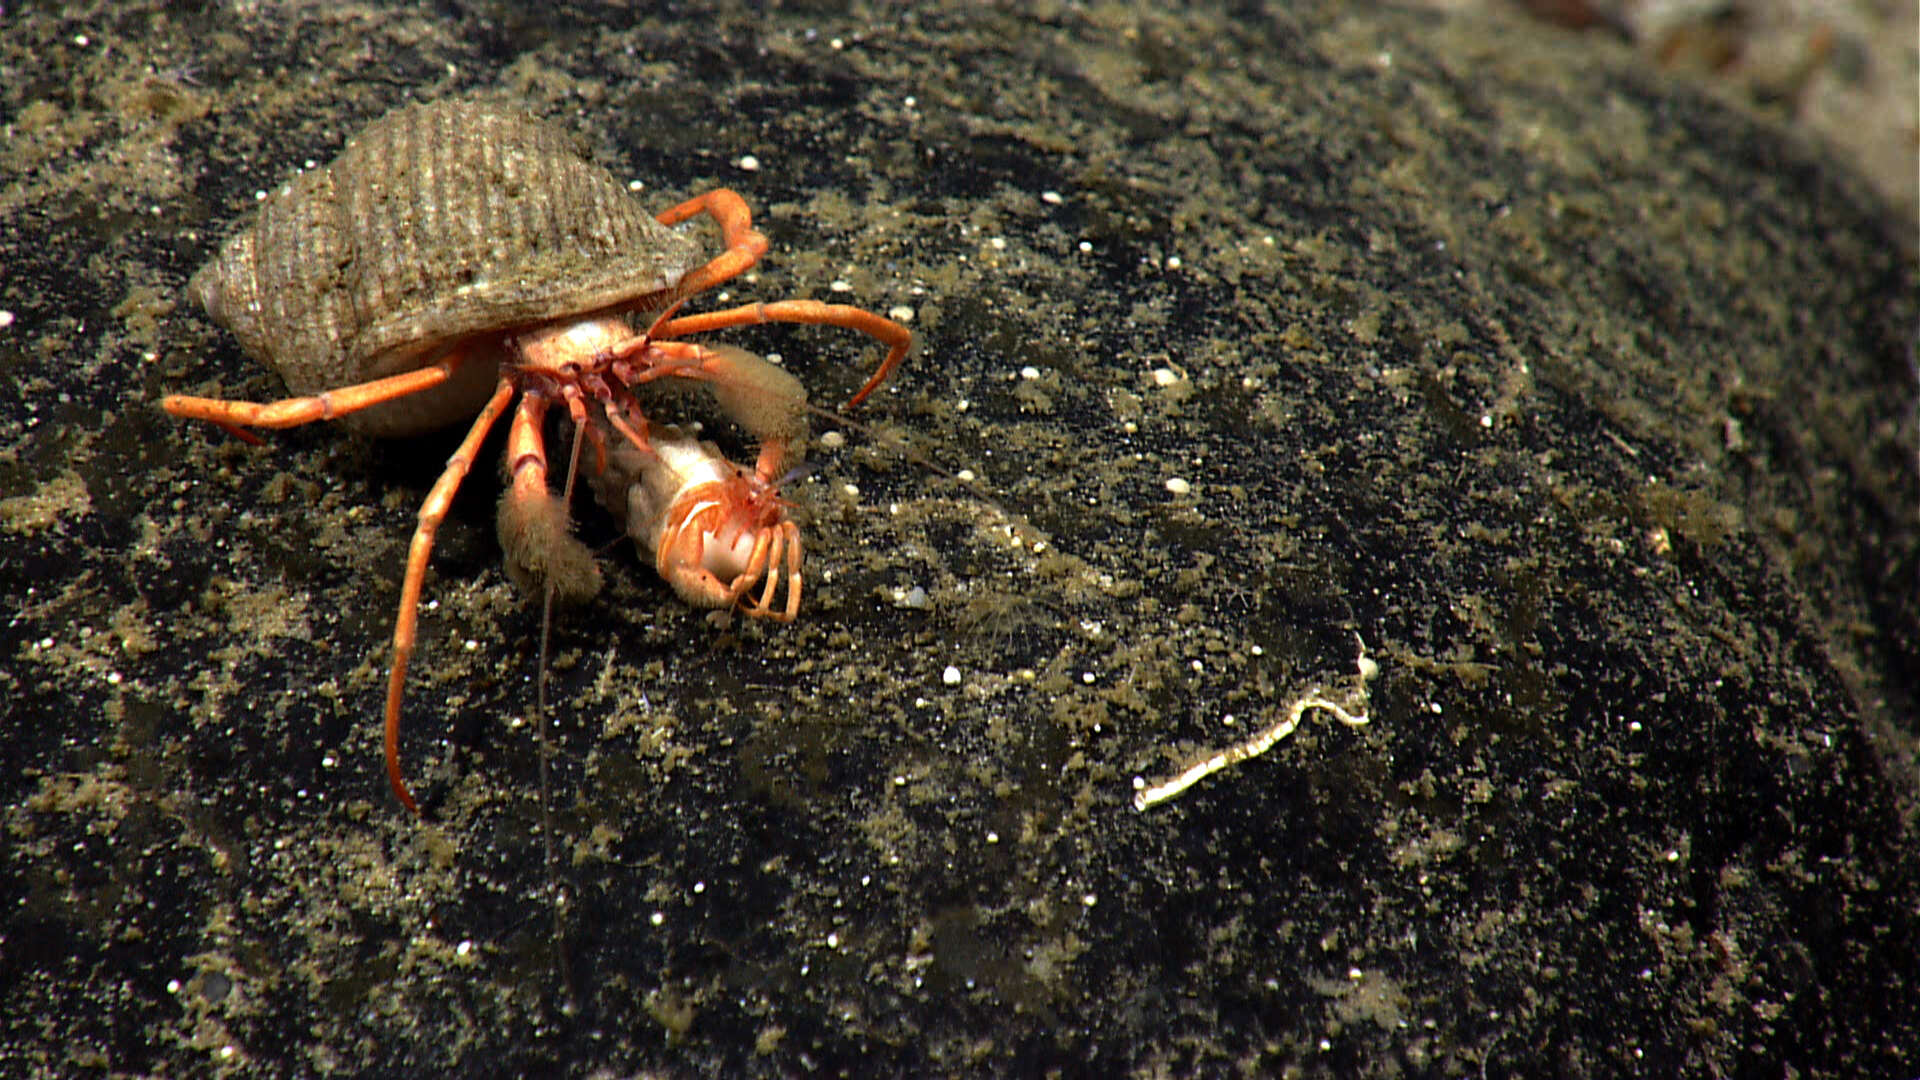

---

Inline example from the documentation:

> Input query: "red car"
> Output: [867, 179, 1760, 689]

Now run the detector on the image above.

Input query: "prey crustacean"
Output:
[579, 351, 809, 625]
[163, 98, 910, 813]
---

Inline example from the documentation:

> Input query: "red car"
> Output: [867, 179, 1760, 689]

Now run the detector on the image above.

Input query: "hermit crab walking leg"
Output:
[654, 300, 912, 409]
[162, 349, 473, 438]
[383, 376, 517, 814]
[647, 190, 912, 409]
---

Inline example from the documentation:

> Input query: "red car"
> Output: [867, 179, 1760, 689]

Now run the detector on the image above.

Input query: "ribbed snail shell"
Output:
[188, 99, 700, 436]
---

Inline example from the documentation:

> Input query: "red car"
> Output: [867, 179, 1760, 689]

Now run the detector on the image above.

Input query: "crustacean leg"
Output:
[384, 376, 516, 815]
[653, 188, 770, 297]
[652, 189, 911, 408]
[663, 503, 802, 620]
[495, 391, 603, 606]
[619, 341, 809, 481]
[654, 300, 910, 409]
[160, 349, 472, 440]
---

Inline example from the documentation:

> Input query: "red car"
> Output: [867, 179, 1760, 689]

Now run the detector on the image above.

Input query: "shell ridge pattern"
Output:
[188, 98, 707, 430]
[263, 166, 353, 397]
[332, 101, 699, 370]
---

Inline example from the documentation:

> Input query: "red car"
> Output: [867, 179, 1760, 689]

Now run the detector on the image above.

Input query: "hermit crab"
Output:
[163, 98, 910, 813]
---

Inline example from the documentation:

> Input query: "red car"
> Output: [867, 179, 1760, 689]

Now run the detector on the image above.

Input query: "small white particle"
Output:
[1081, 672, 1095, 684]
[1190, 659, 1204, 673]
[942, 665, 962, 686]
[1480, 414, 1493, 428]
[990, 237, 1007, 251]
[894, 775, 908, 787]
[1078, 240, 1093, 253]
[0, 310, 14, 329]
[819, 430, 846, 450]
[1081, 893, 1097, 907]
[1020, 366, 1040, 380]
[986, 831, 1000, 844]
[219, 1046, 236, 1060]
[903, 96, 916, 108]
[254, 189, 267, 201]
[887, 305, 914, 322]
[166, 979, 181, 994]
[841, 482, 860, 498]
[74, 34, 90, 46]
[1041, 190, 1063, 205]
[826, 932, 839, 948]
[463, 639, 478, 652]
[693, 881, 706, 894]
[830, 37, 844, 49]
[830, 279, 853, 293]
[105, 671, 122, 686]
[456, 939, 473, 956]
[956, 468, 976, 483]
[1151, 367, 1182, 387]
[1166, 256, 1183, 269]
[1349, 967, 1365, 981]
[627, 179, 645, 191]
[737, 153, 761, 172]
[650, 911, 665, 926]
[1165, 477, 1191, 496]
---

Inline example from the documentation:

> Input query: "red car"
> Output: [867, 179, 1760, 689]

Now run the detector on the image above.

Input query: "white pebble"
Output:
[737, 154, 761, 171]
[942, 665, 962, 685]
[888, 305, 914, 322]
[1165, 477, 1192, 496]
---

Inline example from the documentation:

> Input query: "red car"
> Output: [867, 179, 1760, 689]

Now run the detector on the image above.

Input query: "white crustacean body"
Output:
[589, 421, 804, 621]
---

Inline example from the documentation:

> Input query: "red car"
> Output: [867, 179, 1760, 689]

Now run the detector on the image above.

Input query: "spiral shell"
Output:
[189, 99, 700, 435]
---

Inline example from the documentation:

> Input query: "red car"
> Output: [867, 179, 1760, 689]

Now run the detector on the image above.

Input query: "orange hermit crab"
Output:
[163, 99, 909, 813]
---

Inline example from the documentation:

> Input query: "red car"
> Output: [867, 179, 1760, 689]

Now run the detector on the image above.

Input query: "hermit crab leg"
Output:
[384, 375, 516, 815]
[618, 341, 810, 481]
[653, 188, 770, 297]
[649, 193, 910, 406]
[652, 300, 910, 408]
[161, 350, 471, 434]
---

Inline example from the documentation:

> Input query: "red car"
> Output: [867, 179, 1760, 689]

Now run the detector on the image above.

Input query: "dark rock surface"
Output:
[3, 3, 1915, 1076]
